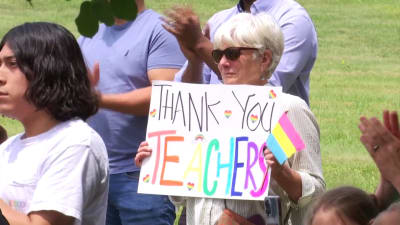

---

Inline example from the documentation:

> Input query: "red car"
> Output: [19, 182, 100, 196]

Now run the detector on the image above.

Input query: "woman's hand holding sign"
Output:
[135, 141, 153, 168]
[263, 146, 302, 202]
[263, 147, 284, 175]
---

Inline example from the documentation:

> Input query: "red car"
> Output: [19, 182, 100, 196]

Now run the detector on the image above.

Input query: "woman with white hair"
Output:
[136, 12, 325, 225]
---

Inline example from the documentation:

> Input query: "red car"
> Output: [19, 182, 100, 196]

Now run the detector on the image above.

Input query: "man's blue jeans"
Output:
[106, 172, 176, 225]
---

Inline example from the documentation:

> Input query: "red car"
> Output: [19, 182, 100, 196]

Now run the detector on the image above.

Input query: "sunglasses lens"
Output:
[212, 50, 224, 63]
[213, 47, 254, 63]
[225, 48, 241, 61]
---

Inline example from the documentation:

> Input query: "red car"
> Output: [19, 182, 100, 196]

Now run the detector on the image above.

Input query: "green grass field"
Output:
[0, 0, 399, 194]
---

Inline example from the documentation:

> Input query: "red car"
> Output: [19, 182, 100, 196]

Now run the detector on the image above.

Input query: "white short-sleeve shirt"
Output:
[0, 119, 109, 225]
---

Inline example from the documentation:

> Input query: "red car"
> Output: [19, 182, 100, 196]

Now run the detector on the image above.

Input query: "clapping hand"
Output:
[359, 111, 400, 188]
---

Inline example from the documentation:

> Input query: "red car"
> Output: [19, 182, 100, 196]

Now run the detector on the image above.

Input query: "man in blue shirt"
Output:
[165, 0, 317, 105]
[79, 0, 186, 224]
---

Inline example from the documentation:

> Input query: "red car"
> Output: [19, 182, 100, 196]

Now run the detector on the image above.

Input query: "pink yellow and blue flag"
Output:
[266, 112, 305, 164]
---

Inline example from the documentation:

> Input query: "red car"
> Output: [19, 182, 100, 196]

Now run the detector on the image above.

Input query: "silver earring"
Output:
[260, 73, 268, 80]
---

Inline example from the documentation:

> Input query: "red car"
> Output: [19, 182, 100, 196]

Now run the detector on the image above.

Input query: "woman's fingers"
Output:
[135, 151, 151, 167]
[135, 152, 151, 167]
[135, 141, 152, 167]
[390, 111, 400, 138]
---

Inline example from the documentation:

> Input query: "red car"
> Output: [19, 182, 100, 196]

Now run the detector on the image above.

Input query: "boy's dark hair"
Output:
[0, 125, 7, 144]
[0, 209, 9, 225]
[307, 186, 379, 225]
[0, 22, 98, 121]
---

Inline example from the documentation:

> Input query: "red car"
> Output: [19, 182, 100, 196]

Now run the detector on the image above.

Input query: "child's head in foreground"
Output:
[372, 202, 400, 225]
[306, 186, 379, 225]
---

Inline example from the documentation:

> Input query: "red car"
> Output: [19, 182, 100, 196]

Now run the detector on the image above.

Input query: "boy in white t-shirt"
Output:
[0, 22, 109, 225]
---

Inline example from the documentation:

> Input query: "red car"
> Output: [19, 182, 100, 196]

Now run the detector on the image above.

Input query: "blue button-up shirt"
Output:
[175, 0, 317, 105]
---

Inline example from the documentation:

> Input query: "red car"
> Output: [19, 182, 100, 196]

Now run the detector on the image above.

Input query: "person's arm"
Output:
[189, 27, 219, 78]
[374, 178, 398, 211]
[0, 143, 81, 225]
[179, 57, 204, 84]
[359, 111, 400, 192]
[375, 111, 400, 210]
[98, 17, 186, 115]
[98, 68, 178, 115]
[264, 150, 303, 202]
[0, 202, 74, 225]
[359, 110, 400, 207]
[163, 6, 220, 83]
[268, 15, 317, 93]
[265, 97, 325, 204]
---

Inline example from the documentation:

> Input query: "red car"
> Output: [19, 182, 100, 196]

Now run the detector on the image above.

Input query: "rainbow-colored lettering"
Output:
[140, 130, 270, 199]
